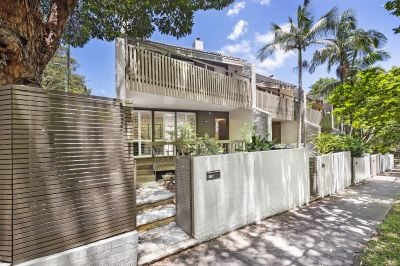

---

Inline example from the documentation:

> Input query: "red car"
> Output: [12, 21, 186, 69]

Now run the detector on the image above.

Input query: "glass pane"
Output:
[140, 111, 152, 140]
[154, 112, 175, 141]
[177, 112, 196, 138]
[132, 111, 139, 140]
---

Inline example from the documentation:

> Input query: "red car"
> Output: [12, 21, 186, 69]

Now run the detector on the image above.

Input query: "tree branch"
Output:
[44, 0, 77, 63]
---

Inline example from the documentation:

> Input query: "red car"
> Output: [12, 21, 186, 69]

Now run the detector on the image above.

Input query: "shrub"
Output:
[196, 134, 224, 156]
[313, 133, 345, 154]
[343, 136, 370, 157]
[313, 133, 370, 157]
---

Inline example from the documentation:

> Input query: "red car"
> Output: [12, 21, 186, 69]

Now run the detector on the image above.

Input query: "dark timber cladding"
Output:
[0, 85, 136, 264]
[0, 86, 12, 263]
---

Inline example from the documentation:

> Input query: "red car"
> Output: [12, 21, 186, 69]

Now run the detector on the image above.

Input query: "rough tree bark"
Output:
[0, 0, 77, 86]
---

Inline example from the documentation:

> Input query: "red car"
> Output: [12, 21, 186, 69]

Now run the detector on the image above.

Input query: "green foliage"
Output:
[385, 0, 400, 33]
[328, 67, 400, 152]
[176, 123, 197, 156]
[245, 134, 274, 152]
[309, 77, 339, 99]
[197, 134, 224, 156]
[310, 9, 389, 82]
[175, 124, 223, 156]
[42, 45, 90, 95]
[313, 133, 370, 157]
[343, 136, 370, 157]
[313, 133, 345, 155]
[361, 198, 400, 265]
[240, 124, 274, 152]
[38, 0, 234, 47]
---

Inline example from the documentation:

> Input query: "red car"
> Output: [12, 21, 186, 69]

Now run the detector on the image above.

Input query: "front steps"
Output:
[136, 182, 176, 232]
[136, 182, 195, 265]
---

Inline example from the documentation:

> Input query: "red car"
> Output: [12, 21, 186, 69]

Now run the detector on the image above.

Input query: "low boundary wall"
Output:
[353, 154, 371, 184]
[177, 149, 310, 241]
[314, 152, 352, 198]
[370, 154, 379, 176]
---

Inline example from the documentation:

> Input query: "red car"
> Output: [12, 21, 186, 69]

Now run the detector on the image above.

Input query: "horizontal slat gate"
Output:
[0, 86, 136, 264]
[0, 87, 12, 263]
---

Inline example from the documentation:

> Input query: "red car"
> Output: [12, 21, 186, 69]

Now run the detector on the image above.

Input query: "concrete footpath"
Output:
[153, 170, 400, 266]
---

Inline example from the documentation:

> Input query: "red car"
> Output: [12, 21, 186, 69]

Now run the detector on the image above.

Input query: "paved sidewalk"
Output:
[153, 170, 400, 266]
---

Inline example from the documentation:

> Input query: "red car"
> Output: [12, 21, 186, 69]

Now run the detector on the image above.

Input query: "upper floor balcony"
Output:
[124, 43, 252, 109]
[256, 90, 295, 121]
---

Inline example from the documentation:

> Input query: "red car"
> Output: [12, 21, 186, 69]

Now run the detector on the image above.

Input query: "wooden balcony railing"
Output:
[256, 90, 295, 120]
[306, 108, 322, 126]
[126, 45, 252, 109]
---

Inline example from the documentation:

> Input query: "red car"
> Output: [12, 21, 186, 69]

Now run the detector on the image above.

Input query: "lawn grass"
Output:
[360, 198, 400, 266]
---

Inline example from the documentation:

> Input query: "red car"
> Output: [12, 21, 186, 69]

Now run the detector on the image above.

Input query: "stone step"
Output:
[136, 182, 174, 206]
[137, 168, 154, 176]
[137, 174, 156, 184]
[137, 204, 176, 232]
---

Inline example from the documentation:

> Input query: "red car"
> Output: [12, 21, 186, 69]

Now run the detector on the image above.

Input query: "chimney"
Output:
[193, 37, 204, 51]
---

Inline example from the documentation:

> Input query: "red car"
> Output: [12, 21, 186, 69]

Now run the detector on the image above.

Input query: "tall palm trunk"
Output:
[297, 48, 304, 148]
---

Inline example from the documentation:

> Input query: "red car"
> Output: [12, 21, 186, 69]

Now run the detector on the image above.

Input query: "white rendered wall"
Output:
[191, 148, 309, 241]
[281, 121, 298, 144]
[353, 154, 371, 183]
[386, 153, 394, 170]
[370, 154, 379, 176]
[316, 152, 352, 197]
[229, 109, 253, 140]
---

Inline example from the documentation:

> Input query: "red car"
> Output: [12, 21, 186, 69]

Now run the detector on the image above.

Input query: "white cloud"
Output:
[228, 20, 248, 40]
[220, 23, 295, 72]
[219, 40, 252, 55]
[254, 0, 271, 6]
[227, 1, 246, 16]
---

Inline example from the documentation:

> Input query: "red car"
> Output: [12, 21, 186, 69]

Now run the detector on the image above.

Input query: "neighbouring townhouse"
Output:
[115, 37, 336, 184]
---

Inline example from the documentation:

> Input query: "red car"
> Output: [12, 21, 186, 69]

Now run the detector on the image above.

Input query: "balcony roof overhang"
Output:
[126, 91, 239, 112]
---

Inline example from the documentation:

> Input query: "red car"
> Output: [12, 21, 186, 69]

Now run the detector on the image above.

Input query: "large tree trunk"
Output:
[0, 0, 76, 86]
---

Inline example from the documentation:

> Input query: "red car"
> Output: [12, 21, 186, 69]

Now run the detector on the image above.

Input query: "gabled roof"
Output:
[127, 38, 248, 67]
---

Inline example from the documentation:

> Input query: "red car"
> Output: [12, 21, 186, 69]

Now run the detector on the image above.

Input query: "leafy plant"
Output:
[343, 136, 370, 157]
[313, 133, 345, 154]
[197, 134, 224, 156]
[176, 124, 223, 156]
[313, 133, 370, 157]
[175, 124, 197, 156]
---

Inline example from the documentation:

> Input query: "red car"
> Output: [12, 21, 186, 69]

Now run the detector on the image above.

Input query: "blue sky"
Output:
[71, 0, 400, 97]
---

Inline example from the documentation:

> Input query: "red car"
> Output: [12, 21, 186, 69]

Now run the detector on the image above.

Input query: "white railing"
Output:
[126, 45, 252, 109]
[256, 90, 295, 120]
[306, 108, 322, 126]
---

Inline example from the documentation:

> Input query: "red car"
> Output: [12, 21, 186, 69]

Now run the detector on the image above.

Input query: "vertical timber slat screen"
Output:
[0, 85, 136, 264]
[0, 86, 12, 263]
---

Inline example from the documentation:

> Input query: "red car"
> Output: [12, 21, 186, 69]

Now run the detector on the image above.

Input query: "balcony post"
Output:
[116, 37, 127, 100]
[251, 64, 257, 109]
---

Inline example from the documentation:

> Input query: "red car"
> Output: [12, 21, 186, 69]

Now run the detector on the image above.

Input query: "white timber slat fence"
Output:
[126, 45, 251, 109]
[306, 108, 323, 126]
[256, 90, 295, 120]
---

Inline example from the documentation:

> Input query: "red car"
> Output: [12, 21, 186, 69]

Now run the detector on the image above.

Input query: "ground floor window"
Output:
[132, 110, 197, 157]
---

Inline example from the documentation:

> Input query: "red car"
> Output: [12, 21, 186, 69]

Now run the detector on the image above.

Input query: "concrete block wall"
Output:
[315, 152, 352, 198]
[15, 231, 138, 266]
[353, 154, 371, 184]
[190, 148, 310, 241]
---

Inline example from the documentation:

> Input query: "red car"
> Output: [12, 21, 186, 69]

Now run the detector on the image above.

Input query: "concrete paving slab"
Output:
[153, 172, 400, 266]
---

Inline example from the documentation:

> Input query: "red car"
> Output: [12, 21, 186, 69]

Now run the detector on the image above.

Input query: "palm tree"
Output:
[310, 9, 389, 85]
[257, 0, 338, 148]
